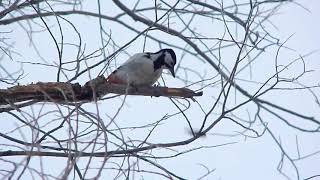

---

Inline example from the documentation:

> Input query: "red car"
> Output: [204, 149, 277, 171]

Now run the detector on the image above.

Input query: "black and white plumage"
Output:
[106, 49, 176, 86]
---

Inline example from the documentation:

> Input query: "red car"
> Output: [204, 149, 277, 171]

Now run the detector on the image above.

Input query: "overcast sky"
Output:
[1, 0, 320, 180]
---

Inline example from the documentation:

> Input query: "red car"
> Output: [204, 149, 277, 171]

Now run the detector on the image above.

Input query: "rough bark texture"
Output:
[0, 75, 203, 107]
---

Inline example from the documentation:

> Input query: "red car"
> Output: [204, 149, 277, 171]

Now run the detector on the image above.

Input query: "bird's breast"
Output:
[131, 64, 162, 85]
[110, 62, 163, 86]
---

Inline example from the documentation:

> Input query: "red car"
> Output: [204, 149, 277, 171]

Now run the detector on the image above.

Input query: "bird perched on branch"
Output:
[106, 49, 176, 86]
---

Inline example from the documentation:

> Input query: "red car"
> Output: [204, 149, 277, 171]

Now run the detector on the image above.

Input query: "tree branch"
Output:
[0, 75, 203, 109]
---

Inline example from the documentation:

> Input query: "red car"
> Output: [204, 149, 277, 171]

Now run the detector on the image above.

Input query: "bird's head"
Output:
[153, 48, 176, 77]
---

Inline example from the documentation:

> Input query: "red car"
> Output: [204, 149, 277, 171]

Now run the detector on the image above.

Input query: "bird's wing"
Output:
[121, 53, 150, 66]
[106, 53, 151, 84]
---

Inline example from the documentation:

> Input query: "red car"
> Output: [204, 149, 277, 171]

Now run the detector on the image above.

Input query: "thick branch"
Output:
[0, 75, 202, 108]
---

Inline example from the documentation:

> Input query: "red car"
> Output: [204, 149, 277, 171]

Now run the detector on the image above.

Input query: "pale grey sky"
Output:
[1, 1, 320, 179]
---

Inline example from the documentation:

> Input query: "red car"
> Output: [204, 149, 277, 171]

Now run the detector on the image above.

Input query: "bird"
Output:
[106, 49, 176, 86]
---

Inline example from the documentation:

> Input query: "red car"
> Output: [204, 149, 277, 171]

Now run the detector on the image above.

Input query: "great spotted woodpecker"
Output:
[106, 49, 176, 86]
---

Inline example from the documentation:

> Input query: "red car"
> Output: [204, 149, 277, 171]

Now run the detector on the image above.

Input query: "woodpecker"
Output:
[106, 49, 176, 86]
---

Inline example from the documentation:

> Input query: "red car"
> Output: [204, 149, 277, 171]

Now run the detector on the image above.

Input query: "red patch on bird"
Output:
[106, 73, 125, 84]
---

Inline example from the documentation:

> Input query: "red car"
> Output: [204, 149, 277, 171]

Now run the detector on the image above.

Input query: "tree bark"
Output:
[0, 75, 203, 108]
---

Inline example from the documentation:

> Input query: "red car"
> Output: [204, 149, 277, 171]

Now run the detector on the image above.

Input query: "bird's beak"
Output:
[169, 67, 175, 78]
